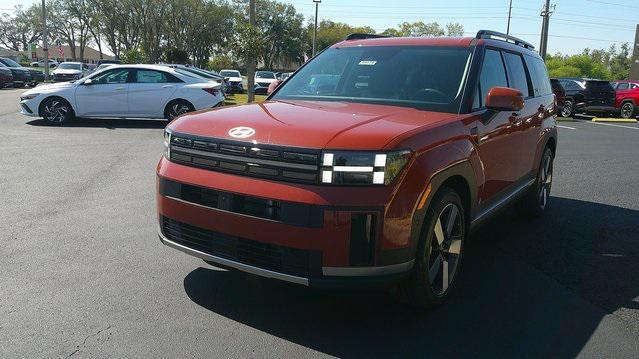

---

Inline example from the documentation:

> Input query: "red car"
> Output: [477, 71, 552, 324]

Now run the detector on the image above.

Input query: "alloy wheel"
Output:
[620, 103, 634, 119]
[561, 101, 572, 118]
[427, 203, 463, 296]
[538, 154, 553, 209]
[43, 100, 68, 124]
[168, 103, 192, 120]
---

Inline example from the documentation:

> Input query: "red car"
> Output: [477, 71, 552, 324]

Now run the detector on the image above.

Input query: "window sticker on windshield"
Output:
[358, 60, 377, 66]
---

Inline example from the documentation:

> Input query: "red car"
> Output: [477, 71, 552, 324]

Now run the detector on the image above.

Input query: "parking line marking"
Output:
[557, 125, 576, 130]
[577, 120, 639, 130]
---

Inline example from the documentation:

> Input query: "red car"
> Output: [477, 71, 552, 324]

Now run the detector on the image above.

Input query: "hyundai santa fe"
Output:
[157, 30, 558, 307]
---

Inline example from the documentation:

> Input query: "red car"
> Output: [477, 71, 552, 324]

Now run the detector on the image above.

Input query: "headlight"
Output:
[321, 150, 411, 185]
[163, 128, 172, 159]
[20, 93, 39, 101]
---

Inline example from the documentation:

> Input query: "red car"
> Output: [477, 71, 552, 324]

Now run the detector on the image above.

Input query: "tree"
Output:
[383, 21, 463, 38]
[0, 5, 42, 51]
[445, 23, 464, 37]
[164, 48, 188, 64]
[309, 20, 375, 54]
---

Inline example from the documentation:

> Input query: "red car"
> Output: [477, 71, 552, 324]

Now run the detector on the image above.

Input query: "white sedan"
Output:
[19, 64, 225, 125]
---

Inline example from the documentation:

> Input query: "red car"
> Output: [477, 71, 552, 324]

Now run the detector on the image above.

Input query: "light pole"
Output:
[506, 0, 513, 35]
[312, 0, 321, 57]
[42, 0, 49, 81]
[247, 0, 256, 103]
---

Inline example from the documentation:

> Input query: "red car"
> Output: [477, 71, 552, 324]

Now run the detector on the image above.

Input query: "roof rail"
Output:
[344, 33, 389, 41]
[476, 30, 535, 50]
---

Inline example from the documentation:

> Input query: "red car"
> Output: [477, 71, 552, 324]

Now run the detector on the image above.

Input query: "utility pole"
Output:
[247, 0, 256, 103]
[41, 0, 49, 81]
[506, 0, 513, 35]
[539, 0, 554, 60]
[312, 0, 321, 57]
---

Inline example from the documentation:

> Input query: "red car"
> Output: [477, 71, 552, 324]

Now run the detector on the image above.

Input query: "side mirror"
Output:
[267, 80, 283, 95]
[83, 78, 93, 85]
[485, 87, 524, 111]
[224, 77, 230, 82]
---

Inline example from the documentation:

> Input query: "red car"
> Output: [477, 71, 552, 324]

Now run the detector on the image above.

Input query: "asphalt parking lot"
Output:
[1, 87, 638, 358]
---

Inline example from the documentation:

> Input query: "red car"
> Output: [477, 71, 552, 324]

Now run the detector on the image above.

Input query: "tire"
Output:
[521, 148, 554, 217]
[165, 99, 195, 121]
[619, 102, 635, 119]
[396, 187, 466, 309]
[39, 96, 74, 126]
[560, 99, 574, 118]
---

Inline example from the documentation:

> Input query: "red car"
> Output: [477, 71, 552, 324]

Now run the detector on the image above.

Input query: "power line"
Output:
[584, 0, 639, 10]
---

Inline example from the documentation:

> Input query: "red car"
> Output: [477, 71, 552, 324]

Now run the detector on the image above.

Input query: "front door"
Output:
[474, 48, 527, 204]
[74, 68, 130, 117]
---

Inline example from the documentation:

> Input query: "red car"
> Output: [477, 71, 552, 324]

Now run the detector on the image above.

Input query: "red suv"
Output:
[157, 30, 558, 307]
[611, 80, 639, 119]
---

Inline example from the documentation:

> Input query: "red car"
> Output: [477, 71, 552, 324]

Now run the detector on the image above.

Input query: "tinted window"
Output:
[524, 55, 552, 96]
[503, 52, 531, 97]
[1, 58, 21, 67]
[58, 63, 82, 70]
[92, 69, 129, 84]
[274, 46, 472, 113]
[478, 49, 508, 106]
[136, 70, 169, 83]
[632, 84, 639, 89]
[586, 80, 614, 92]
[256, 71, 275, 79]
[616, 82, 629, 90]
[220, 70, 240, 77]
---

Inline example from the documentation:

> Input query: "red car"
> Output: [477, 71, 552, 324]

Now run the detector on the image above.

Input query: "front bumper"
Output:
[157, 158, 416, 287]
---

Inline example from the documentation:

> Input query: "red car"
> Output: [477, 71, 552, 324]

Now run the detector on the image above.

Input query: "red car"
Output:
[157, 30, 558, 308]
[611, 80, 639, 119]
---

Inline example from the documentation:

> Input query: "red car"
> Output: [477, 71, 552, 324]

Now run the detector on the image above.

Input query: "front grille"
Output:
[161, 216, 322, 277]
[169, 132, 320, 184]
[257, 82, 271, 87]
[159, 178, 323, 227]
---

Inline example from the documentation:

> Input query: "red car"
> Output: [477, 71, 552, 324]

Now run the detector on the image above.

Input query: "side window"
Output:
[631, 83, 639, 89]
[135, 70, 168, 83]
[478, 49, 508, 106]
[617, 82, 629, 90]
[165, 73, 183, 83]
[92, 69, 129, 84]
[503, 52, 531, 97]
[524, 55, 552, 96]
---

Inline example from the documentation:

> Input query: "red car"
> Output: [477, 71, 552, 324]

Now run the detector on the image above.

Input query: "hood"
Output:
[7, 67, 29, 73]
[169, 100, 457, 150]
[255, 78, 277, 83]
[53, 69, 82, 75]
[23, 81, 75, 94]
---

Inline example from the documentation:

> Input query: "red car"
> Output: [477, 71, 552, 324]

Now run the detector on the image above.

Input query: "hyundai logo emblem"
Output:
[228, 126, 256, 139]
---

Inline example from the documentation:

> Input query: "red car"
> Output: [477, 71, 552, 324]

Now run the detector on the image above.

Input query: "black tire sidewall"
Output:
[620, 102, 634, 119]
[41, 97, 72, 126]
[525, 148, 554, 216]
[405, 188, 466, 307]
[561, 100, 573, 118]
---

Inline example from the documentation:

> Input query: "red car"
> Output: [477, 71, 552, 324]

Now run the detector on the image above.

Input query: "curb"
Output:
[556, 117, 576, 122]
[592, 118, 638, 123]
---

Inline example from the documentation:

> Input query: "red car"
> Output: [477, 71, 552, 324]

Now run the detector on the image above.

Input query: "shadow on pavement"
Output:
[183, 196, 639, 357]
[25, 118, 167, 129]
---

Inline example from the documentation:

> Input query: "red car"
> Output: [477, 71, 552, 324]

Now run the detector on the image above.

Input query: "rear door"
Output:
[584, 80, 616, 108]
[74, 68, 130, 117]
[127, 69, 180, 118]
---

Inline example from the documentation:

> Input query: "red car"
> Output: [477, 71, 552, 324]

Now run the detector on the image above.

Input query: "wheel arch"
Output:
[163, 98, 195, 118]
[37, 95, 76, 118]
[407, 160, 478, 260]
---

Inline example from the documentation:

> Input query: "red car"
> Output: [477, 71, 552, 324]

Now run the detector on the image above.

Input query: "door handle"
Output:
[162, 85, 174, 88]
[115, 87, 125, 91]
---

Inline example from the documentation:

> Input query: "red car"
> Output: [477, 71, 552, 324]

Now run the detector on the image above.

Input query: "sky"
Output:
[2, 0, 638, 55]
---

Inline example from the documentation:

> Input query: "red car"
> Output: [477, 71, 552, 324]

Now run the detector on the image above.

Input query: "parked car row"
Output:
[552, 77, 638, 119]
[0, 57, 45, 87]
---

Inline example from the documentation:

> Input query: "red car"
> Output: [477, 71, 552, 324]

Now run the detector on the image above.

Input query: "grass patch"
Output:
[556, 117, 576, 122]
[224, 93, 267, 106]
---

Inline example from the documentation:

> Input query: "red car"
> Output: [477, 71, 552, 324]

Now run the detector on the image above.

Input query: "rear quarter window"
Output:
[524, 55, 552, 97]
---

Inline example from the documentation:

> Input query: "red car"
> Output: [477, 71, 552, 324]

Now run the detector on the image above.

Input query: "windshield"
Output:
[1, 58, 21, 67]
[220, 70, 240, 77]
[273, 46, 472, 112]
[58, 63, 82, 70]
[256, 71, 275, 79]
